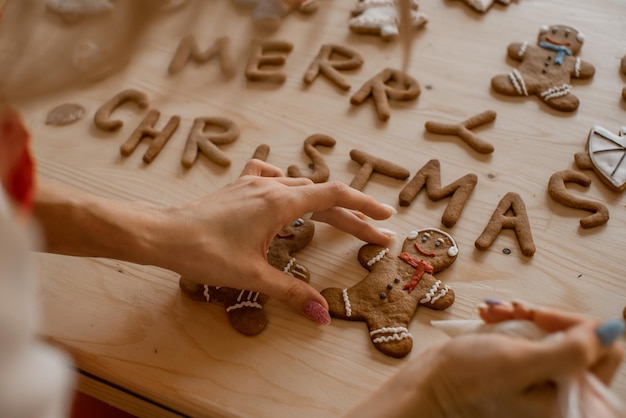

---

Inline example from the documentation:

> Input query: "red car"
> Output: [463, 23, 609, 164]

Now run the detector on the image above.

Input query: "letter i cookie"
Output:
[179, 218, 315, 335]
[321, 228, 458, 358]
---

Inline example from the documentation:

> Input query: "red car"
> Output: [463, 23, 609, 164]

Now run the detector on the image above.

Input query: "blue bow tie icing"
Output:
[539, 41, 573, 65]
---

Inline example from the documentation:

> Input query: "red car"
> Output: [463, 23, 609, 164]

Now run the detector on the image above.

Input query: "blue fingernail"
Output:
[485, 298, 502, 306]
[595, 319, 626, 346]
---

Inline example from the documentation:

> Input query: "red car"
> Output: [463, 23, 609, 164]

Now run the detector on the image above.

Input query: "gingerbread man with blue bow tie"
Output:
[491, 24, 595, 112]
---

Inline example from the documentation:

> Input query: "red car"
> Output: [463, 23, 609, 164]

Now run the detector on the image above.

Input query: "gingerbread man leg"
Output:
[537, 83, 579, 112]
[179, 278, 270, 335]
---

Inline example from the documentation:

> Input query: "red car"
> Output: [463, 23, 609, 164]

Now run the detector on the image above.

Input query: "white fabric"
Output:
[0, 205, 74, 418]
[431, 319, 626, 418]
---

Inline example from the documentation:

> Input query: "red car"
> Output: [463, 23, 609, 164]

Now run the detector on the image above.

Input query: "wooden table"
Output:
[17, 0, 626, 416]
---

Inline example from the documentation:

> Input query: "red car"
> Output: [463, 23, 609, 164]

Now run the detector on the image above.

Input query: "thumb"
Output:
[258, 264, 331, 325]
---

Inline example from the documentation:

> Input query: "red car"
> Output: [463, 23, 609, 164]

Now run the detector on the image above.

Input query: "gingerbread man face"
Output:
[321, 228, 458, 358]
[179, 218, 314, 335]
[491, 24, 595, 112]
[537, 25, 585, 55]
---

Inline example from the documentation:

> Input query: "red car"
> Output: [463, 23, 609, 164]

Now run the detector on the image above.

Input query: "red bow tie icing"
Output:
[398, 250, 434, 292]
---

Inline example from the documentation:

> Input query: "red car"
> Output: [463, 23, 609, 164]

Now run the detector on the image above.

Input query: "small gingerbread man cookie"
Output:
[179, 218, 314, 335]
[234, 0, 318, 31]
[321, 228, 457, 358]
[491, 24, 595, 112]
[349, 0, 427, 42]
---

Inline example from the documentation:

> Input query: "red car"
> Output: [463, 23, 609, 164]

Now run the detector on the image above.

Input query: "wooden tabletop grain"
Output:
[17, 0, 626, 416]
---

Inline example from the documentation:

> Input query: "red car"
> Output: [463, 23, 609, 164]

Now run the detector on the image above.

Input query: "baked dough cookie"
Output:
[491, 24, 595, 112]
[321, 228, 457, 358]
[234, 0, 318, 31]
[349, 0, 427, 42]
[574, 126, 626, 192]
[179, 218, 315, 335]
[455, 0, 516, 13]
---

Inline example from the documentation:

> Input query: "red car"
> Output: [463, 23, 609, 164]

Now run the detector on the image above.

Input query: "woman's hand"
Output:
[35, 159, 396, 324]
[151, 159, 396, 323]
[346, 302, 624, 418]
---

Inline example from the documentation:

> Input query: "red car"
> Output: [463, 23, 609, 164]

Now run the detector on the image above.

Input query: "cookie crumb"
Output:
[46, 103, 85, 126]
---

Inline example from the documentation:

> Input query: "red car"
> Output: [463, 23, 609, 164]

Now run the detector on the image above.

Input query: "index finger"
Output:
[239, 159, 286, 178]
[289, 180, 394, 221]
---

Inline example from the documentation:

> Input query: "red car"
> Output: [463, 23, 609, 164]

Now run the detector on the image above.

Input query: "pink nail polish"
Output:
[304, 301, 331, 325]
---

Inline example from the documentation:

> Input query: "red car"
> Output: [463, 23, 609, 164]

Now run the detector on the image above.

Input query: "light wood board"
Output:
[17, 0, 626, 416]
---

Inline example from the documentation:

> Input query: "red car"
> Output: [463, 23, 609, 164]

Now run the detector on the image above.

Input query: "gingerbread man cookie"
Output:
[179, 218, 314, 335]
[574, 126, 626, 192]
[321, 228, 457, 358]
[491, 24, 595, 112]
[234, 0, 318, 31]
[349, 0, 427, 42]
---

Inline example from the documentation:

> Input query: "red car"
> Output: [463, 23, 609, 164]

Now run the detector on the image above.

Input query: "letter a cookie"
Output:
[491, 25, 595, 112]
[321, 228, 458, 358]
[179, 218, 314, 335]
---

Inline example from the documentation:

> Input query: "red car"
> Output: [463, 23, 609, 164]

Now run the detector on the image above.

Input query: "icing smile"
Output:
[545, 36, 570, 47]
[414, 242, 435, 257]
[276, 232, 295, 239]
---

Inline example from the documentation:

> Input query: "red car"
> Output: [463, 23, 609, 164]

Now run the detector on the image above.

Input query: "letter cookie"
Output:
[168, 35, 235, 79]
[179, 218, 315, 335]
[349, 149, 410, 191]
[424, 111, 496, 154]
[548, 170, 609, 229]
[321, 228, 458, 358]
[349, 0, 427, 42]
[120, 110, 180, 164]
[455, 0, 516, 13]
[245, 40, 293, 84]
[287, 134, 336, 183]
[574, 126, 626, 192]
[399, 159, 477, 228]
[234, 0, 318, 31]
[94, 89, 149, 132]
[350, 68, 421, 121]
[491, 25, 595, 112]
[475, 192, 535, 256]
[303, 44, 364, 91]
[181, 117, 240, 168]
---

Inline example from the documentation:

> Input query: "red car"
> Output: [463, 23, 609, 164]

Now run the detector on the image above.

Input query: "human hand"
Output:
[346, 301, 624, 418]
[158, 159, 396, 324]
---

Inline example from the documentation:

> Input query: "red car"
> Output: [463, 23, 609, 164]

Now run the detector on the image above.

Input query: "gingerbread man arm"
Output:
[358, 244, 390, 272]
[418, 274, 455, 310]
[506, 42, 527, 61]
[572, 58, 595, 79]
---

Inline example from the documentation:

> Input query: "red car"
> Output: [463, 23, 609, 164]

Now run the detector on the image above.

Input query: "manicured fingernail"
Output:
[304, 301, 331, 325]
[595, 319, 626, 346]
[377, 227, 397, 238]
[485, 298, 502, 306]
[381, 203, 397, 214]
